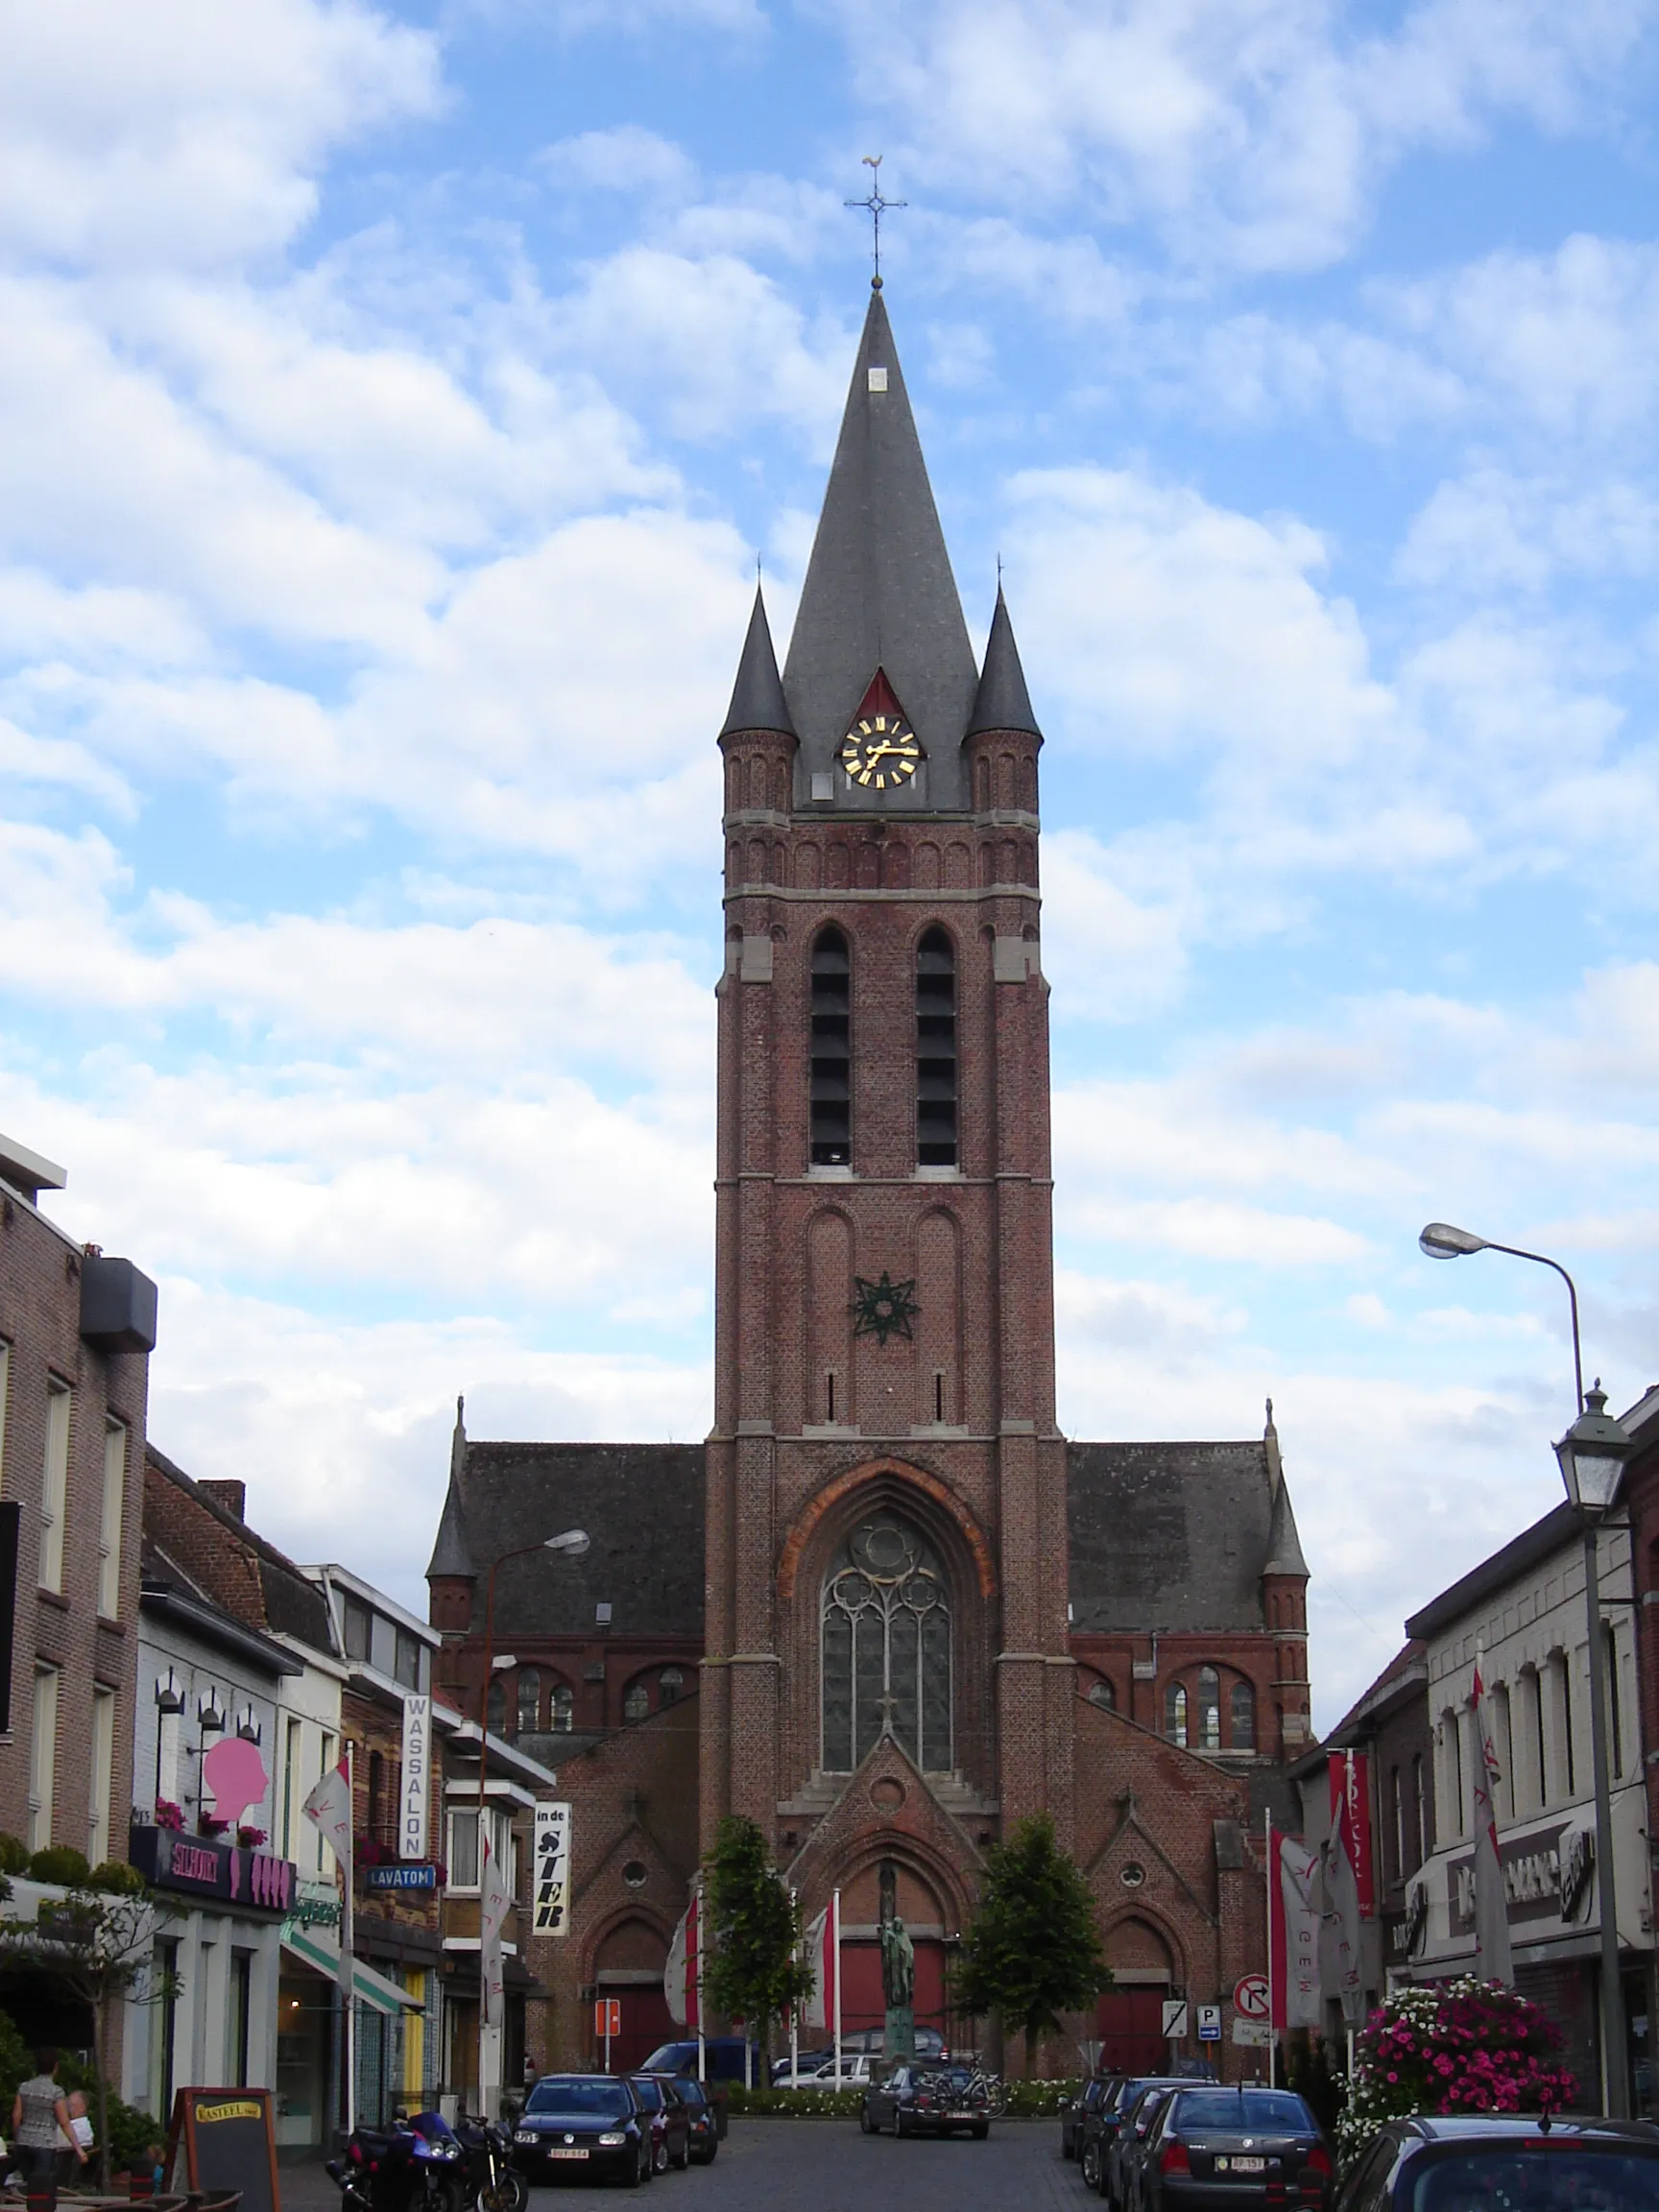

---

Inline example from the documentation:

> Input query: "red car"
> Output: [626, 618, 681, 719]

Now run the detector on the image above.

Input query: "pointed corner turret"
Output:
[720, 585, 795, 740]
[967, 586, 1041, 739]
[426, 1393, 474, 1585]
[1262, 1468, 1310, 1580]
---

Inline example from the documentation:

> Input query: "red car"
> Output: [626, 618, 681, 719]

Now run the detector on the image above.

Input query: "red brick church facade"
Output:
[426, 284, 1313, 2077]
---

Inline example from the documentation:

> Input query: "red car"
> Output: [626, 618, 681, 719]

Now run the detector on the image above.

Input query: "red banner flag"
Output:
[1329, 1750, 1374, 1919]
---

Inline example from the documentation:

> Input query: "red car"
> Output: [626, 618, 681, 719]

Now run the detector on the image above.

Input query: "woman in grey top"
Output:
[12, 2049, 83, 2185]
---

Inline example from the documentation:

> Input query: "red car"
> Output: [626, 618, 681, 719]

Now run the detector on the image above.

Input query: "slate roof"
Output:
[434, 1442, 706, 1639]
[1067, 1440, 1282, 1632]
[781, 285, 978, 811]
[720, 585, 794, 739]
[1262, 1477, 1310, 1577]
[966, 588, 1041, 739]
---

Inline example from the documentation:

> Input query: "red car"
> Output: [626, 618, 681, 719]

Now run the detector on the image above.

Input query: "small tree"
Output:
[952, 1813, 1109, 2072]
[701, 1817, 810, 2078]
[0, 1866, 169, 2187]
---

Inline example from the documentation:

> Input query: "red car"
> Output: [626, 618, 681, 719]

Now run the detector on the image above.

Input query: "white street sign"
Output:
[1197, 2004, 1222, 2042]
[1233, 2020, 1273, 2048]
[1161, 1998, 1190, 2040]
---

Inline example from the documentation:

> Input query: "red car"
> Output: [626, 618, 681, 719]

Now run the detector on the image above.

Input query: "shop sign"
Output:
[288, 1880, 342, 1930]
[533, 1803, 571, 1936]
[365, 1863, 438, 1893]
[1449, 1816, 1598, 1936]
[128, 1823, 298, 1911]
[399, 1695, 430, 1861]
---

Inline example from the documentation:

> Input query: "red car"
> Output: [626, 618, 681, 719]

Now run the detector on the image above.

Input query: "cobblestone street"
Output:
[279, 2121, 1084, 2212]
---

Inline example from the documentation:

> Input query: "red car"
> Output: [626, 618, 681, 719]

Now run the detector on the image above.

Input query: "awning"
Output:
[281, 1927, 425, 2015]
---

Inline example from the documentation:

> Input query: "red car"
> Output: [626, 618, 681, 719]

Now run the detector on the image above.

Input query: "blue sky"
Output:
[5, 0, 1659, 1725]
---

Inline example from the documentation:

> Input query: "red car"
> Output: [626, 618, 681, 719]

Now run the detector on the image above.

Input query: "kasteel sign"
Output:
[1448, 1816, 1598, 1936]
[128, 1823, 299, 1911]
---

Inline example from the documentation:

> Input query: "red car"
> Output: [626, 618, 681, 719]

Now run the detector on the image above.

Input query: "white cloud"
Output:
[538, 127, 700, 201]
[1397, 469, 1659, 594]
[0, 0, 441, 270]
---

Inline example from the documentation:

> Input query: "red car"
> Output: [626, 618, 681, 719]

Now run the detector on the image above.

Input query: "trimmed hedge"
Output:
[722, 2076, 1082, 2120]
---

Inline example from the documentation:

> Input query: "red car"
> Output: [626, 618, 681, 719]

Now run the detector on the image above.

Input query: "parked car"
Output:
[639, 2036, 760, 2085]
[1103, 2083, 1183, 2208]
[511, 2075, 654, 2188]
[626, 2076, 690, 2176]
[859, 2062, 990, 2140]
[653, 2076, 718, 2167]
[802, 2026, 948, 2063]
[1064, 2077, 1116, 2161]
[768, 2053, 878, 2087]
[1334, 2114, 1659, 2212]
[1130, 2086, 1333, 2212]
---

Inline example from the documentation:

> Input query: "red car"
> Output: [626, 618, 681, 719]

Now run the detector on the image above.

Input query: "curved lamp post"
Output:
[475, 1527, 590, 2116]
[1419, 1223, 1633, 2115]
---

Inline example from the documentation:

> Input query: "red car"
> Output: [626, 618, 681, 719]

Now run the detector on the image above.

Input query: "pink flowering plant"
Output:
[1338, 1978, 1577, 2166]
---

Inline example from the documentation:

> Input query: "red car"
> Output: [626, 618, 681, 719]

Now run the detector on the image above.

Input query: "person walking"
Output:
[12, 2052, 82, 2195]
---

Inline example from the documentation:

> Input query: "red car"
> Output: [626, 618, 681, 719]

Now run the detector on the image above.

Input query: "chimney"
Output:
[201, 1479, 247, 1522]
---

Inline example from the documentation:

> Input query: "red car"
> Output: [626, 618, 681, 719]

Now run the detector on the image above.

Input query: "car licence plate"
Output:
[1219, 2155, 1265, 2173]
[548, 2149, 589, 2161]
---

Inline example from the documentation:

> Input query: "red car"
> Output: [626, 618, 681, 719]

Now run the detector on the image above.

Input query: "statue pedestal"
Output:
[884, 2006, 915, 2061]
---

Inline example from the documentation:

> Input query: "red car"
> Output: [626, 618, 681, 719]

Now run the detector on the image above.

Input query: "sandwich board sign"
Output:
[165, 2086, 279, 2212]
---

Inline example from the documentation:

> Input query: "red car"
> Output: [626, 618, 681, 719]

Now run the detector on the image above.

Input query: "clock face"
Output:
[840, 713, 922, 790]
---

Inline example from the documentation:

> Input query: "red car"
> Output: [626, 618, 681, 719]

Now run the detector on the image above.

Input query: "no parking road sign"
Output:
[1161, 1998, 1190, 2040]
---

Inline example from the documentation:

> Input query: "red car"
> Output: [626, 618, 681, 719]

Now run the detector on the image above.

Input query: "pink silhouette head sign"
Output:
[202, 1736, 269, 1830]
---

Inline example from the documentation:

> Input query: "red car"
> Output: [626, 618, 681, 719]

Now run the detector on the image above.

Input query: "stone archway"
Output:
[589, 1913, 672, 2074]
[1096, 1912, 1182, 2075]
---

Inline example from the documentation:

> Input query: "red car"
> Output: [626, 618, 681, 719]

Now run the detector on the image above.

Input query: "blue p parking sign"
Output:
[1197, 2004, 1222, 2042]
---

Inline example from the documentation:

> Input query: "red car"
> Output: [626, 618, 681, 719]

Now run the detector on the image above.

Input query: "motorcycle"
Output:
[446, 2115, 527, 2212]
[325, 2118, 466, 2212]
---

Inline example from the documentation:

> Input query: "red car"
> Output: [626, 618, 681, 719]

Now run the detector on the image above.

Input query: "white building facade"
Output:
[1404, 1500, 1650, 2107]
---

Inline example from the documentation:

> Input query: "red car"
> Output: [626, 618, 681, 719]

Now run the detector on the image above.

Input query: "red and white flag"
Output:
[302, 1752, 354, 2000]
[801, 1893, 840, 2032]
[665, 1890, 700, 2031]
[1328, 1750, 1375, 1918]
[1270, 1830, 1321, 2030]
[1471, 1654, 1513, 1984]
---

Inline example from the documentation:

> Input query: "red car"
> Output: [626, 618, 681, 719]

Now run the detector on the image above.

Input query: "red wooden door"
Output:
[836, 1941, 948, 2046]
[1095, 1989, 1167, 2076]
[607, 1986, 673, 2074]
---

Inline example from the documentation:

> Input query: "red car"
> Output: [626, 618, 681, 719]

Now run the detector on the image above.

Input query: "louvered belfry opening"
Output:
[809, 926, 853, 1165]
[916, 926, 958, 1166]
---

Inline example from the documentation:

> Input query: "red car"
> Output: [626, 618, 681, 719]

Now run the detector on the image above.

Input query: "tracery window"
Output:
[551, 1683, 574, 1733]
[1165, 1684, 1188, 1746]
[916, 927, 957, 1166]
[821, 1515, 951, 1773]
[809, 927, 853, 1166]
[1196, 1666, 1221, 1750]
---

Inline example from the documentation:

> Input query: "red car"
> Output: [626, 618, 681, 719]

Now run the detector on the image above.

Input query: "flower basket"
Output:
[154, 1801, 184, 1833]
[1339, 1977, 1578, 2168]
[235, 1826, 267, 1849]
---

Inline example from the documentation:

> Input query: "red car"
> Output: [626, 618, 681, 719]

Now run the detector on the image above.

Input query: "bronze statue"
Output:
[878, 1859, 915, 2009]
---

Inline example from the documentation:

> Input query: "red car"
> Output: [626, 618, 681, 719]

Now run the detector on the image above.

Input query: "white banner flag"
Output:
[532, 1802, 571, 1936]
[1277, 1834, 1322, 2029]
[1471, 1656, 1514, 1984]
[802, 1903, 834, 2032]
[665, 1891, 699, 2029]
[399, 1696, 430, 1861]
[302, 1752, 354, 2000]
[481, 1830, 511, 2032]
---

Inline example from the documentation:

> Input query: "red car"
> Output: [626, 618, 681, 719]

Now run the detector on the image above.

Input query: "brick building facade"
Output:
[426, 285, 1315, 2081]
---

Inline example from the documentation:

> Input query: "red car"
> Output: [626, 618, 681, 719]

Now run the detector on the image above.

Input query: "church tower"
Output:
[702, 282, 1074, 1927]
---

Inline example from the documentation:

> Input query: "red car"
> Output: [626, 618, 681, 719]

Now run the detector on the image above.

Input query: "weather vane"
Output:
[845, 155, 906, 289]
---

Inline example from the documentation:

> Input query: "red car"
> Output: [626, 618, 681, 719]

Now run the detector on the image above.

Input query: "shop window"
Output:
[1165, 1683, 1188, 1747]
[1230, 1680, 1255, 1750]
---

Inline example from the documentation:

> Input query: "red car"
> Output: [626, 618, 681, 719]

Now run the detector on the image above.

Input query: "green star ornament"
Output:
[851, 1271, 921, 1347]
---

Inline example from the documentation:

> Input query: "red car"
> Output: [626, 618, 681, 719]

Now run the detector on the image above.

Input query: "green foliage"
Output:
[84, 1862, 145, 1897]
[1001, 2077, 1080, 2117]
[52, 2050, 161, 2175]
[28, 1845, 91, 1887]
[951, 1814, 1110, 2066]
[0, 1836, 30, 1877]
[701, 1816, 811, 2062]
[723, 2084, 863, 2118]
[0, 2007, 33, 2106]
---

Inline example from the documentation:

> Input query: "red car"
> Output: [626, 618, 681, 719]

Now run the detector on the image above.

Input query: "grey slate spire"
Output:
[782, 285, 978, 808]
[1262, 1471, 1310, 1578]
[967, 585, 1041, 738]
[719, 584, 794, 739]
[426, 1394, 474, 1580]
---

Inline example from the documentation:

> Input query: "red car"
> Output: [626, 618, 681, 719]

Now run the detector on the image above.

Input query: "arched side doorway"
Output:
[1096, 1913, 1178, 2076]
[591, 1915, 672, 2074]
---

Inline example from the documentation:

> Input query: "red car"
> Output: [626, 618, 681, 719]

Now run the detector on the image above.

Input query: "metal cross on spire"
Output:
[845, 155, 906, 288]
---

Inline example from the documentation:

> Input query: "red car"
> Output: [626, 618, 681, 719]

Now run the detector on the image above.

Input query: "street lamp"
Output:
[1417, 1223, 1632, 2116]
[475, 1527, 589, 2116]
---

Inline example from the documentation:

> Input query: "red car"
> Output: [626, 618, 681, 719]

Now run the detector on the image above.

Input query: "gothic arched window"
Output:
[517, 1668, 541, 1736]
[551, 1683, 574, 1733]
[660, 1667, 684, 1707]
[1165, 1684, 1188, 1746]
[1231, 1679, 1256, 1750]
[809, 927, 852, 1166]
[916, 927, 957, 1166]
[1087, 1677, 1116, 1711]
[486, 1679, 505, 1737]
[1197, 1666, 1221, 1750]
[821, 1515, 951, 1773]
[623, 1678, 650, 1723]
